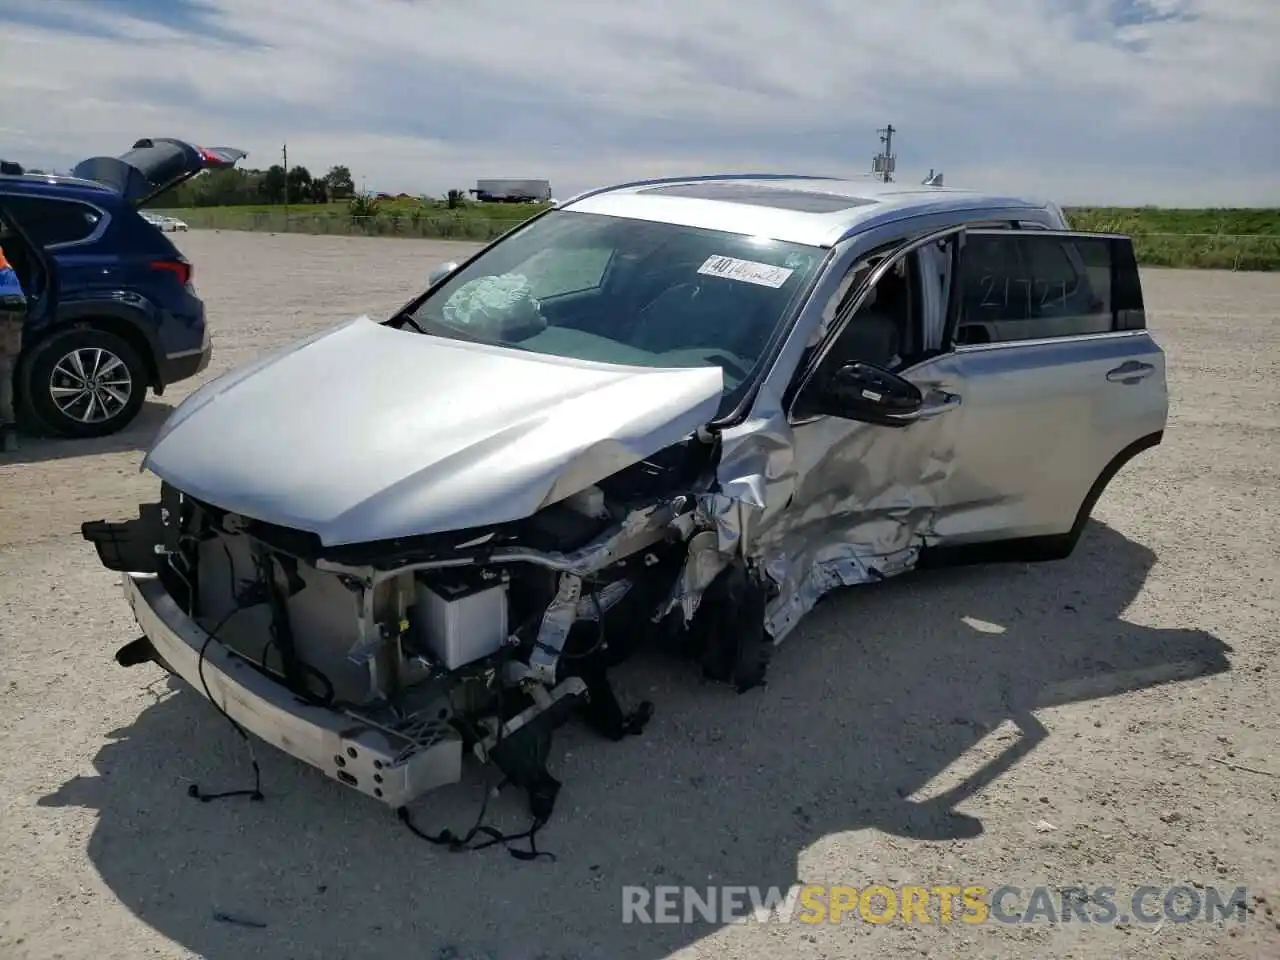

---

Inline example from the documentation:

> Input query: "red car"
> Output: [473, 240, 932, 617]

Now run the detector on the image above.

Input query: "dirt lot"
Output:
[1, 231, 1277, 960]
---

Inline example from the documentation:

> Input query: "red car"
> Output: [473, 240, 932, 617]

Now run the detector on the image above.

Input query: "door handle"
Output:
[885, 392, 962, 423]
[1106, 360, 1155, 383]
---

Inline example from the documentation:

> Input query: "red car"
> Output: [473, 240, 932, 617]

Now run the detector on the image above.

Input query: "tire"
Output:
[24, 327, 148, 438]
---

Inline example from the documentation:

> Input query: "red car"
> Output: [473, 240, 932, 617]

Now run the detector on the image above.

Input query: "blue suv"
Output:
[0, 138, 245, 438]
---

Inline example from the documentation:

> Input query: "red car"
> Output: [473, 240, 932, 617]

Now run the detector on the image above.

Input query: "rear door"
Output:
[71, 138, 247, 206]
[930, 229, 1166, 553]
[0, 200, 58, 331]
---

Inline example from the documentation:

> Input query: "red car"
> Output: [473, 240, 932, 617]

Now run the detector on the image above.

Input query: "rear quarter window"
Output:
[2, 195, 103, 247]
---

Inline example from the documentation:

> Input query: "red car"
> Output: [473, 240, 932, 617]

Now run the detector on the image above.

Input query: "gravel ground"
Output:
[1, 231, 1277, 960]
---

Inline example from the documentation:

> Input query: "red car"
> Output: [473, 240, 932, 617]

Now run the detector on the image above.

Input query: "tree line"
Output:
[152, 164, 359, 208]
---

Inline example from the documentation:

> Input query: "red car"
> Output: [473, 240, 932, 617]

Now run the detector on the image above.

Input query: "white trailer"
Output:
[471, 179, 552, 203]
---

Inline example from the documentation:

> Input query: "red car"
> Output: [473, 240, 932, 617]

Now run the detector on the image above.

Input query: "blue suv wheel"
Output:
[23, 326, 148, 438]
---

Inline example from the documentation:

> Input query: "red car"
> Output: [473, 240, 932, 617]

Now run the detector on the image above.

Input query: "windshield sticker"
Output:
[697, 255, 794, 288]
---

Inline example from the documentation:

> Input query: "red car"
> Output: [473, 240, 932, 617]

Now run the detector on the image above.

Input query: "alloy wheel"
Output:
[48, 346, 133, 424]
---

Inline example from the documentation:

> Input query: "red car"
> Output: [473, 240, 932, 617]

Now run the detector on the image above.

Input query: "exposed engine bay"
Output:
[82, 430, 776, 823]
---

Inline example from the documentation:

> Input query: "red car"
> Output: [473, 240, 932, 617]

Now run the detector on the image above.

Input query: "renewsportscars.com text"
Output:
[621, 883, 1249, 926]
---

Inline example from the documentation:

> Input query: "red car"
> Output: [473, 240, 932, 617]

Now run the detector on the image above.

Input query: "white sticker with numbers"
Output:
[697, 255, 794, 288]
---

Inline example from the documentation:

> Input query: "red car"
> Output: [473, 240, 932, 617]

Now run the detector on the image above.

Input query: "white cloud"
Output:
[0, 0, 1277, 204]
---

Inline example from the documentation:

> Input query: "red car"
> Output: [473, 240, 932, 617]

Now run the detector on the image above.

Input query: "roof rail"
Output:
[831, 198, 1050, 245]
[562, 172, 841, 207]
[0, 159, 24, 176]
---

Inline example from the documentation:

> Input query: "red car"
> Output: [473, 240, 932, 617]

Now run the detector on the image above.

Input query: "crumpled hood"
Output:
[143, 317, 724, 545]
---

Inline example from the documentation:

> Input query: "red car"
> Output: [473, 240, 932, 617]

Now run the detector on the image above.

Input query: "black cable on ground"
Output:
[189, 604, 264, 803]
[396, 780, 554, 862]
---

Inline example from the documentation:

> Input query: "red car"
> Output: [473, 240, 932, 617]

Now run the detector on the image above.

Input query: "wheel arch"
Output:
[24, 308, 161, 390]
[72, 316, 160, 388]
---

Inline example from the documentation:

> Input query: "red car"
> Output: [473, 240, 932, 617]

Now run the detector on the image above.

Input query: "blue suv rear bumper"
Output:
[151, 292, 211, 389]
[157, 323, 211, 385]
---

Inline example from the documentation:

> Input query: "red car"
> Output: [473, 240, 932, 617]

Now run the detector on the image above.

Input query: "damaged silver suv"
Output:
[83, 174, 1167, 820]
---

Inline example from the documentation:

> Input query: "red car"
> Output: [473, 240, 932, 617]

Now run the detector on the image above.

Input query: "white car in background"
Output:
[141, 212, 188, 232]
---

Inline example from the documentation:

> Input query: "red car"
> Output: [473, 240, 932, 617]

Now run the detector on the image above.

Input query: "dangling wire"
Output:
[189, 602, 264, 803]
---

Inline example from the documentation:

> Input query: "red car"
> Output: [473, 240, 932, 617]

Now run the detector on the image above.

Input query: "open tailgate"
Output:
[71, 138, 247, 206]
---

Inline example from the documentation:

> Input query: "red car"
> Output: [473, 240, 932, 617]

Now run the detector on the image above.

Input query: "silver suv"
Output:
[84, 174, 1166, 817]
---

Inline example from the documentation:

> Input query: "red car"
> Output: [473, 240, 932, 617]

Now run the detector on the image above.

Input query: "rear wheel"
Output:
[24, 327, 148, 438]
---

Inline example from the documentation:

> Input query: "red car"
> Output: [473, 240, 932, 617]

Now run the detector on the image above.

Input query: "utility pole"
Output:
[872, 124, 896, 183]
[282, 142, 289, 231]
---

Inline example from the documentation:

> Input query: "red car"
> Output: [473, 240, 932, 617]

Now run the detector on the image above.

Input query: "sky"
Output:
[0, 0, 1277, 206]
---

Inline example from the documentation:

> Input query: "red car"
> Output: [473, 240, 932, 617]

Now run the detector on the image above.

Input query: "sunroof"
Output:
[639, 181, 876, 213]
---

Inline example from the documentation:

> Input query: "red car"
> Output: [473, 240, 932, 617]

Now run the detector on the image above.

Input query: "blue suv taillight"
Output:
[151, 257, 192, 287]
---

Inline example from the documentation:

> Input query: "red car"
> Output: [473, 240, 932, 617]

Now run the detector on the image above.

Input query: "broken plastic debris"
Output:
[961, 615, 1007, 635]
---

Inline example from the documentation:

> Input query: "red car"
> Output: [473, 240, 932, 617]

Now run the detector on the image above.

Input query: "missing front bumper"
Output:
[121, 572, 463, 807]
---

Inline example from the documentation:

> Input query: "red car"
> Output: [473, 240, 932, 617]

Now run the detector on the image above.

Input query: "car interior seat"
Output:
[824, 270, 908, 371]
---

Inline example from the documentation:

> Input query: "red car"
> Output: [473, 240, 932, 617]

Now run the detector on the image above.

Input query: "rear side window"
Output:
[956, 233, 1144, 344]
[2, 195, 103, 247]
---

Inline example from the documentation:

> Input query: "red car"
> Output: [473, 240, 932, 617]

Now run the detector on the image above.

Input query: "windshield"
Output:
[403, 211, 824, 415]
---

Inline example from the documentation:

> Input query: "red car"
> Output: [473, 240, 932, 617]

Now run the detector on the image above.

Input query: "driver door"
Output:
[781, 231, 970, 591]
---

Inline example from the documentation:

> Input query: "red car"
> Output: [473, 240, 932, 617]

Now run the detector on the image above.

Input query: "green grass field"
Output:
[1065, 208, 1278, 270]
[155, 202, 1280, 270]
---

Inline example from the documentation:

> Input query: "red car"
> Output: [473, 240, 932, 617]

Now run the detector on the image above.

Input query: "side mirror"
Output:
[820, 361, 923, 427]
[428, 261, 459, 287]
